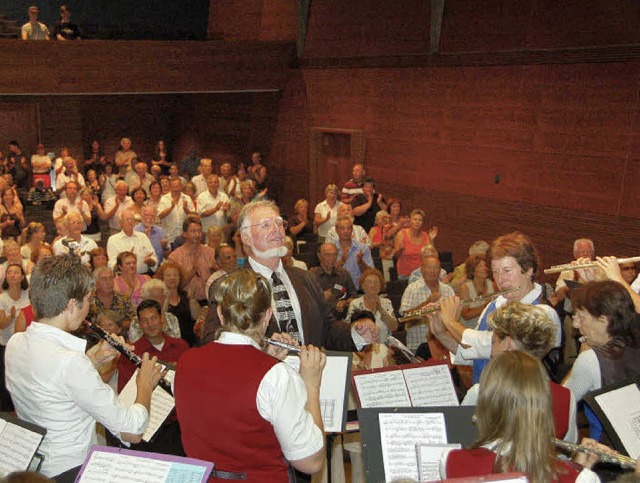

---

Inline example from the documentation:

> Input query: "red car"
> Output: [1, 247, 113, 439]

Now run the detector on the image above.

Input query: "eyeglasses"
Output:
[244, 217, 288, 232]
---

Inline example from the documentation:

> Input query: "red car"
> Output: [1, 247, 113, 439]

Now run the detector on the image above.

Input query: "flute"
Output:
[85, 321, 174, 395]
[263, 337, 301, 353]
[544, 256, 640, 275]
[398, 286, 520, 323]
[555, 439, 636, 469]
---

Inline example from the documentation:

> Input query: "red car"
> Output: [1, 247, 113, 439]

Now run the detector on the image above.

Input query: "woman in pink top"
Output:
[394, 209, 438, 278]
[113, 251, 150, 308]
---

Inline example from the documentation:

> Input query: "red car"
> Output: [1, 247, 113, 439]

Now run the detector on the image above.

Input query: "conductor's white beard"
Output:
[251, 245, 288, 259]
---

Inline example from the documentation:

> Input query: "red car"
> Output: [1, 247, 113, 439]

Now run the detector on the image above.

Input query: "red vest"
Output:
[175, 343, 288, 482]
[550, 381, 571, 440]
[446, 448, 581, 482]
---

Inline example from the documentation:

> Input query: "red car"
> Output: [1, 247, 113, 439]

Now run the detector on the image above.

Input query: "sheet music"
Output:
[354, 370, 412, 408]
[403, 364, 459, 407]
[78, 450, 208, 482]
[0, 419, 44, 476]
[283, 354, 349, 432]
[415, 443, 461, 482]
[595, 383, 640, 459]
[379, 412, 447, 482]
[118, 369, 176, 442]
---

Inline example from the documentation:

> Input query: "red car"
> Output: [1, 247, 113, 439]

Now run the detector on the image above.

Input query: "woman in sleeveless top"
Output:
[459, 254, 496, 328]
[394, 209, 437, 278]
[113, 251, 150, 308]
[441, 351, 600, 482]
[174, 269, 325, 482]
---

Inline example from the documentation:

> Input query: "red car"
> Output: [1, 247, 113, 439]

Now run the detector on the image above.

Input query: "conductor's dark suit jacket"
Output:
[201, 264, 357, 351]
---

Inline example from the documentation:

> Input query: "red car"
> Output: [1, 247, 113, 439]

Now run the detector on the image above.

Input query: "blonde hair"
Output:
[488, 303, 556, 359]
[213, 269, 271, 342]
[474, 351, 557, 483]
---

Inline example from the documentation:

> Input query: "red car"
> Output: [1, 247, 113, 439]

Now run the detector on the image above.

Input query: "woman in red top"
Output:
[394, 209, 437, 278]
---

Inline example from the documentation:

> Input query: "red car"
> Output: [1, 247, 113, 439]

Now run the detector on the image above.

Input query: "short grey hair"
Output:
[237, 200, 280, 232]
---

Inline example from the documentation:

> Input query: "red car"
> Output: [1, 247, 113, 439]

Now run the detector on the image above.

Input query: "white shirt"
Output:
[52, 197, 91, 229]
[191, 174, 208, 197]
[52, 235, 98, 267]
[103, 196, 135, 231]
[55, 171, 85, 193]
[400, 279, 455, 352]
[213, 332, 324, 461]
[631, 273, 640, 294]
[0, 290, 30, 345]
[197, 190, 230, 232]
[563, 349, 601, 403]
[454, 284, 562, 364]
[5, 322, 149, 477]
[107, 231, 158, 273]
[157, 193, 195, 244]
[314, 199, 342, 238]
[325, 223, 371, 246]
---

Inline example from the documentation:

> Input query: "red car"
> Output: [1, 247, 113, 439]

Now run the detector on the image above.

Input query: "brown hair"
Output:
[487, 232, 539, 280]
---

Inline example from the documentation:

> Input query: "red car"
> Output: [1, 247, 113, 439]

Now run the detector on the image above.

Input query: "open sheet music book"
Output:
[118, 369, 176, 442]
[283, 351, 352, 433]
[352, 360, 459, 408]
[0, 413, 46, 477]
[76, 446, 213, 482]
[586, 380, 640, 459]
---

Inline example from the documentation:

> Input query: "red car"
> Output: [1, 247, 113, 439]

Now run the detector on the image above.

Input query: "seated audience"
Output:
[88, 266, 136, 333]
[25, 243, 52, 278]
[204, 243, 238, 297]
[458, 254, 496, 328]
[127, 279, 182, 343]
[88, 247, 108, 271]
[52, 212, 98, 267]
[283, 236, 308, 270]
[107, 209, 157, 274]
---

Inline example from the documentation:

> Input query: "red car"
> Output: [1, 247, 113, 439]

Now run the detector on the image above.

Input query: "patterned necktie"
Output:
[271, 271, 301, 343]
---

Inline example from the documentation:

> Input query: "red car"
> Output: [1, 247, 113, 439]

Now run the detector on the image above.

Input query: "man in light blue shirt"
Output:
[333, 215, 373, 290]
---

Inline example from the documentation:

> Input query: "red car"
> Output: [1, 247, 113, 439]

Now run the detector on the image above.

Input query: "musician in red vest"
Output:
[432, 301, 577, 442]
[440, 351, 600, 482]
[175, 268, 326, 481]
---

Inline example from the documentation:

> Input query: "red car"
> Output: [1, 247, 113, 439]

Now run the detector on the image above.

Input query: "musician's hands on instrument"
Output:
[354, 318, 380, 344]
[299, 345, 326, 391]
[572, 438, 618, 469]
[265, 332, 299, 360]
[439, 296, 462, 328]
[89, 335, 131, 367]
[594, 256, 625, 284]
[136, 353, 166, 393]
[428, 312, 447, 337]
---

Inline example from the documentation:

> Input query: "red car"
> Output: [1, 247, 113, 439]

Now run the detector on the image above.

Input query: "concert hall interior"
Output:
[1, 0, 640, 481]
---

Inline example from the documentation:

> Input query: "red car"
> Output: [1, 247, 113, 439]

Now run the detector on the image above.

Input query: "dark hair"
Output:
[488, 231, 539, 281]
[362, 177, 375, 187]
[89, 247, 107, 270]
[2, 263, 28, 290]
[136, 298, 162, 319]
[465, 254, 488, 280]
[350, 309, 376, 324]
[131, 187, 147, 202]
[183, 215, 202, 233]
[116, 250, 136, 268]
[30, 255, 94, 320]
[571, 280, 637, 341]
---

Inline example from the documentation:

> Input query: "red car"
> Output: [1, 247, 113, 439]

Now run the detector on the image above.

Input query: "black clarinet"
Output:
[85, 321, 174, 395]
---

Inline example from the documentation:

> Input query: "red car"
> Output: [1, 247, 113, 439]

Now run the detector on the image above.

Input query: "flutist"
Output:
[4, 255, 165, 478]
[428, 232, 562, 384]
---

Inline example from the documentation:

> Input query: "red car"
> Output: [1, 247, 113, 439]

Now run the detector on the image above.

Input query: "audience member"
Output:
[283, 236, 307, 270]
[134, 205, 167, 265]
[83, 140, 108, 175]
[219, 161, 240, 199]
[127, 279, 182, 342]
[79, 188, 102, 242]
[168, 217, 216, 304]
[88, 247, 108, 271]
[157, 177, 195, 246]
[30, 143, 51, 188]
[0, 188, 25, 240]
[55, 157, 85, 193]
[130, 160, 154, 194]
[204, 244, 238, 297]
[314, 184, 342, 242]
[309, 243, 357, 319]
[51, 212, 98, 267]
[288, 199, 313, 241]
[54, 4, 80, 40]
[7, 141, 29, 191]
[113, 251, 151, 308]
[394, 208, 437, 279]
[333, 215, 374, 290]
[21, 6, 50, 40]
[247, 150, 268, 194]
[197, 174, 230, 232]
[352, 178, 386, 232]
[102, 180, 134, 235]
[368, 210, 394, 259]
[52, 180, 91, 227]
[26, 178, 56, 206]
[20, 221, 46, 260]
[346, 268, 397, 343]
[191, 158, 213, 196]
[129, 187, 147, 220]
[458, 254, 496, 328]
[179, 148, 200, 180]
[151, 140, 171, 174]
[107, 210, 157, 274]
[87, 266, 135, 332]
[341, 163, 365, 204]
[114, 138, 137, 175]
[400, 255, 454, 353]
[324, 204, 371, 246]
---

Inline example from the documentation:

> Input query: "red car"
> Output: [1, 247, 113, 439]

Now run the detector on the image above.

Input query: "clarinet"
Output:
[85, 321, 174, 395]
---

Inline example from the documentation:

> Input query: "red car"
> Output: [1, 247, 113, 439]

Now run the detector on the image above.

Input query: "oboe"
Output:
[555, 439, 637, 469]
[85, 321, 174, 395]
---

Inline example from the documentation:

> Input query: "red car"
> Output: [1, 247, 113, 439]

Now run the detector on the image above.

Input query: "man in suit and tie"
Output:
[201, 200, 379, 350]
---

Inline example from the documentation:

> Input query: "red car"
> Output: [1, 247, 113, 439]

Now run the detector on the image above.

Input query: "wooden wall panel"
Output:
[208, 0, 296, 41]
[268, 62, 640, 272]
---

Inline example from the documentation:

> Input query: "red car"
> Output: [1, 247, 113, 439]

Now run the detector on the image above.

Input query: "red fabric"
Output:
[117, 335, 189, 393]
[396, 229, 430, 276]
[21, 305, 35, 328]
[175, 343, 288, 482]
[446, 448, 580, 482]
[550, 381, 571, 439]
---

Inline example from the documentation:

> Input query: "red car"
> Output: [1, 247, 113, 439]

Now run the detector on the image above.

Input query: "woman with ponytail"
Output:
[174, 268, 326, 482]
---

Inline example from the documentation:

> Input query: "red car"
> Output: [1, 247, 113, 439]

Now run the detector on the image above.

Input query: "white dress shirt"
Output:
[5, 322, 148, 477]
[107, 231, 158, 273]
[197, 190, 230, 232]
[157, 193, 195, 244]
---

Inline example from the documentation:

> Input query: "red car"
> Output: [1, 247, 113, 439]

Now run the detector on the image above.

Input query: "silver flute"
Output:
[263, 337, 301, 353]
[555, 439, 637, 469]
